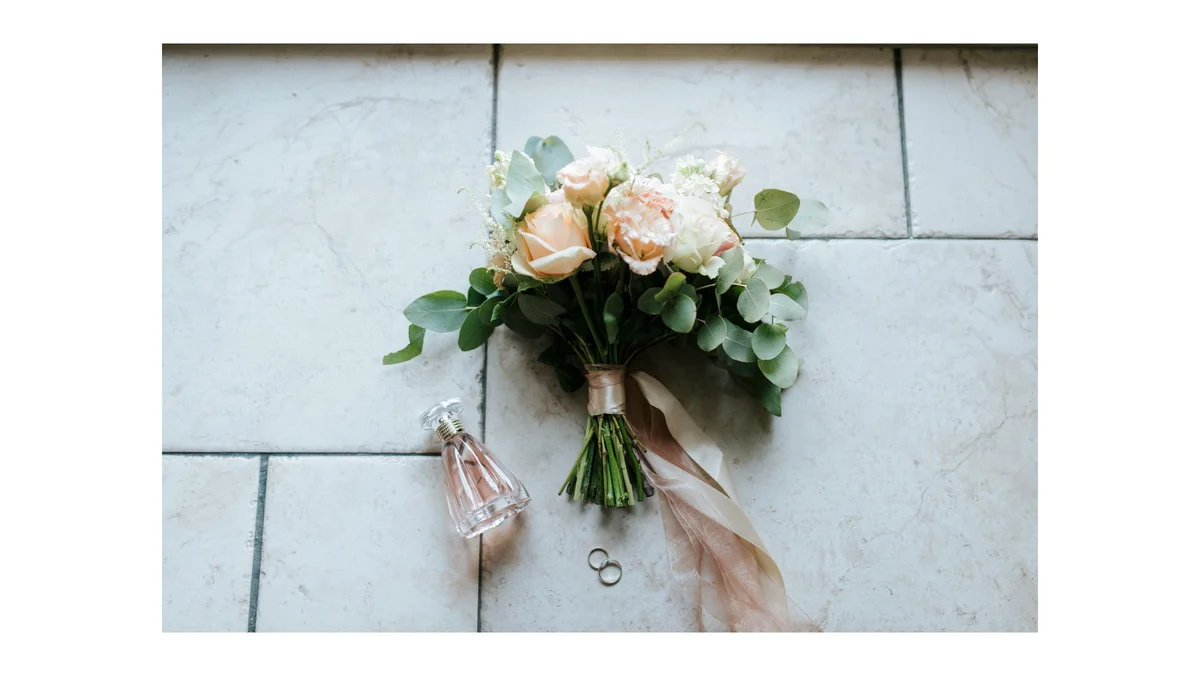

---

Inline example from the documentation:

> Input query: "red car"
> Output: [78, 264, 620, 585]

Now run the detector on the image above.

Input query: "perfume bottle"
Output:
[421, 398, 531, 538]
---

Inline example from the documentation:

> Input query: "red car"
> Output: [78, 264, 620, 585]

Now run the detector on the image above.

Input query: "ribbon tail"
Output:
[625, 371, 820, 632]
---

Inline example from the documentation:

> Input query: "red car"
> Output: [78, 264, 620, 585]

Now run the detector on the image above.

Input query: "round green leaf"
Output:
[529, 136, 575, 186]
[769, 293, 807, 321]
[603, 293, 624, 344]
[638, 287, 664, 315]
[680, 283, 698, 305]
[722, 324, 756, 363]
[382, 325, 425, 365]
[737, 278, 771, 323]
[715, 247, 743, 295]
[517, 294, 566, 325]
[404, 290, 468, 333]
[457, 308, 493, 351]
[753, 189, 801, 231]
[780, 281, 809, 313]
[752, 264, 785, 291]
[752, 323, 787, 360]
[655, 272, 687, 302]
[503, 151, 546, 217]
[661, 294, 696, 333]
[696, 315, 727, 352]
[758, 345, 800, 389]
[469, 268, 498, 296]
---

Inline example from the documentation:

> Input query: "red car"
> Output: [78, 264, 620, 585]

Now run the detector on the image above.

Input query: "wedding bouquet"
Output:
[384, 131, 828, 510]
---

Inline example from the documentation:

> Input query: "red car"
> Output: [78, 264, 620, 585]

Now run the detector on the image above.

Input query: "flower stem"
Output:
[569, 275, 606, 359]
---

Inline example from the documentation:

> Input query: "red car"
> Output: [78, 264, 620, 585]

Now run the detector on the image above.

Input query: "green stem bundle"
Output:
[558, 413, 653, 507]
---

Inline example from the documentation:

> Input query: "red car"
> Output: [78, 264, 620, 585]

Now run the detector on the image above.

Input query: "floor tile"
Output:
[483, 239, 1036, 631]
[902, 49, 1038, 238]
[163, 46, 493, 452]
[162, 455, 261, 631]
[254, 456, 478, 631]
[497, 45, 906, 238]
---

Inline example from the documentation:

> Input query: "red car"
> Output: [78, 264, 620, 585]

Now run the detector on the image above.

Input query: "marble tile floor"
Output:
[162, 45, 1036, 632]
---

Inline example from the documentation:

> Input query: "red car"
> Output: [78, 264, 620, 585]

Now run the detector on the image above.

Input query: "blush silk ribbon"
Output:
[584, 367, 819, 632]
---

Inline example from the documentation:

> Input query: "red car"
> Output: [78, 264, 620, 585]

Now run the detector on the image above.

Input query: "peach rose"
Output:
[511, 193, 596, 279]
[556, 149, 611, 207]
[600, 178, 679, 275]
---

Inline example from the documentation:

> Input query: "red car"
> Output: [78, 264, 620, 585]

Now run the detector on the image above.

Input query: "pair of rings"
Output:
[588, 547, 622, 586]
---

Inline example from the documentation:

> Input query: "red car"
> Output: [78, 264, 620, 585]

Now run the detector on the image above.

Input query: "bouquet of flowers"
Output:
[384, 132, 827, 509]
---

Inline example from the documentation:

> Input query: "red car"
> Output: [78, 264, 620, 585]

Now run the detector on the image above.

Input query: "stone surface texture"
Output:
[162, 45, 1038, 632]
[902, 49, 1038, 238]
[162, 455, 260, 631]
[163, 46, 492, 452]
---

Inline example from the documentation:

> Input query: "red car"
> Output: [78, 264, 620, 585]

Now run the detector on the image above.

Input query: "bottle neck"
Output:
[435, 417, 466, 441]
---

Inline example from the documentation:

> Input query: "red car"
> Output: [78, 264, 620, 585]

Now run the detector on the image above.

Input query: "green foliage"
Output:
[469, 268, 498, 296]
[737, 278, 771, 322]
[503, 151, 546, 217]
[603, 293, 624, 344]
[661, 294, 697, 333]
[696, 315, 727, 352]
[722, 324, 756, 363]
[784, 200, 832, 239]
[478, 296, 504, 327]
[752, 263, 786, 291]
[752, 189, 800, 231]
[758, 345, 800, 388]
[404, 290, 468, 333]
[752, 323, 787, 360]
[457, 308, 492, 351]
[382, 325, 425, 365]
[715, 247, 743, 295]
[768, 293, 806, 321]
[655, 272, 687, 303]
[517, 294, 567, 325]
[527, 136, 575, 186]
[638, 287, 664, 315]
[502, 300, 544, 339]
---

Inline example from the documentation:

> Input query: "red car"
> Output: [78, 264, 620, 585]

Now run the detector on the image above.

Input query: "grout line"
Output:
[478, 42, 501, 636]
[893, 48, 914, 239]
[246, 454, 268, 632]
[751, 235, 1038, 242]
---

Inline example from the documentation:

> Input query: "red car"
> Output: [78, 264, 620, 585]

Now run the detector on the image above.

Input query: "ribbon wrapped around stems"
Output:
[583, 366, 819, 632]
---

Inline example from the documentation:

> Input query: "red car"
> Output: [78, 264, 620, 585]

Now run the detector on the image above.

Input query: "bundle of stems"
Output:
[558, 413, 653, 507]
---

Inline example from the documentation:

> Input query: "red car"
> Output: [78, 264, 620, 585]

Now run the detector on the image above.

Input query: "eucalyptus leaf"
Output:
[779, 281, 809, 313]
[655, 272, 687, 303]
[734, 374, 783, 417]
[753, 189, 801, 231]
[751, 323, 787, 360]
[517, 294, 566, 325]
[661, 294, 697, 333]
[478, 296, 504, 327]
[638, 287, 665, 315]
[715, 247, 743, 295]
[529, 136, 575, 186]
[382, 325, 425, 365]
[603, 293, 624, 344]
[490, 189, 512, 226]
[467, 287, 486, 307]
[523, 137, 543, 157]
[722, 324, 756, 363]
[768, 293, 807, 321]
[758, 345, 800, 389]
[752, 264, 786, 291]
[502, 302, 545, 339]
[680, 283, 698, 305]
[555, 364, 586, 393]
[469, 268, 498, 296]
[503, 151, 546, 217]
[696, 315, 727, 352]
[737, 278, 771, 323]
[403, 290, 468, 333]
[457, 308, 492, 351]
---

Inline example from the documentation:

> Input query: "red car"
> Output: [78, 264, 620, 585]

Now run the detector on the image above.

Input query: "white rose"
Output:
[665, 196, 737, 278]
[710, 151, 746, 196]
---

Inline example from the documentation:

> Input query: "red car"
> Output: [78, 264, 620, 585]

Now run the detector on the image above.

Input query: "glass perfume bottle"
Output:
[421, 398, 531, 538]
